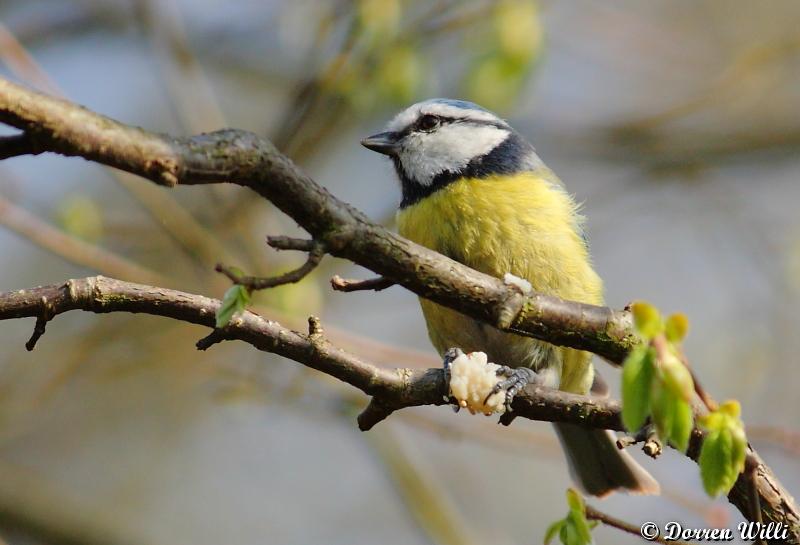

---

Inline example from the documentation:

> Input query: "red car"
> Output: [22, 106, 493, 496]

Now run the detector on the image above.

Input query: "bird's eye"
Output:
[417, 114, 439, 132]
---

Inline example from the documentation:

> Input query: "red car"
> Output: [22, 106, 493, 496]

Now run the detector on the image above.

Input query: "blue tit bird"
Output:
[361, 98, 659, 497]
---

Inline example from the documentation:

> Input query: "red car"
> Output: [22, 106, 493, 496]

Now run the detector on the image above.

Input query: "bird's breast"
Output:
[396, 172, 602, 303]
[396, 172, 603, 393]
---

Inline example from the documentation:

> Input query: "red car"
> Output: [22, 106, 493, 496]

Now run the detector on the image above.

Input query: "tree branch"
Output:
[0, 132, 37, 159]
[0, 76, 636, 364]
[0, 78, 797, 540]
[330, 275, 395, 292]
[0, 276, 622, 430]
[215, 240, 324, 290]
[0, 276, 796, 540]
[584, 504, 690, 545]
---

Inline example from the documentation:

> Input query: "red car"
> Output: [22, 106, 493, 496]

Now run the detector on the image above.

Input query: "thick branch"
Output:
[0, 77, 636, 364]
[0, 277, 796, 540]
[0, 276, 621, 429]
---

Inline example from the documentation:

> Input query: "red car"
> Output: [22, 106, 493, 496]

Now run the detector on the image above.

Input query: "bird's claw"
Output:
[485, 366, 539, 413]
[442, 347, 464, 411]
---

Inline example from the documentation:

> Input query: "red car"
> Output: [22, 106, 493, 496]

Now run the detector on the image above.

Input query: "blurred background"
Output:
[0, 1, 799, 543]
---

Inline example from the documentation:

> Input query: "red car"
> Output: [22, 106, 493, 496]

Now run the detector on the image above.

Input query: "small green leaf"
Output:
[731, 427, 748, 480]
[651, 383, 694, 452]
[651, 383, 674, 442]
[698, 410, 725, 431]
[569, 510, 594, 544]
[630, 301, 662, 339]
[546, 490, 594, 545]
[659, 350, 695, 402]
[698, 401, 748, 497]
[562, 521, 580, 545]
[665, 313, 689, 343]
[544, 519, 566, 544]
[670, 394, 694, 452]
[621, 345, 655, 431]
[700, 428, 736, 496]
[566, 488, 584, 513]
[216, 285, 251, 328]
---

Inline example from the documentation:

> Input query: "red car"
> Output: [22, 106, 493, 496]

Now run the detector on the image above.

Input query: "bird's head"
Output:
[362, 99, 539, 207]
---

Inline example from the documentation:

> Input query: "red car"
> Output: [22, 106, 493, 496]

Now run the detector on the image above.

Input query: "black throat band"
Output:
[396, 131, 531, 208]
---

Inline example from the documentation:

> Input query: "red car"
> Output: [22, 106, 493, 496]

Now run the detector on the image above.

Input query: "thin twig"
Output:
[585, 505, 690, 545]
[686, 361, 719, 412]
[25, 296, 53, 351]
[195, 329, 227, 351]
[266, 236, 319, 252]
[0, 33, 234, 269]
[0, 133, 36, 159]
[216, 242, 324, 290]
[616, 424, 662, 459]
[330, 275, 395, 292]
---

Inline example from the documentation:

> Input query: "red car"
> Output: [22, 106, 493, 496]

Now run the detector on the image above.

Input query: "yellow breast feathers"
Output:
[396, 172, 603, 306]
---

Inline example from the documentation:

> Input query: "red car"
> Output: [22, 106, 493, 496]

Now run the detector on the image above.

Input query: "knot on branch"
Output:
[496, 273, 534, 330]
[142, 156, 179, 187]
[307, 315, 324, 338]
[357, 398, 397, 431]
[25, 295, 55, 351]
[196, 329, 228, 351]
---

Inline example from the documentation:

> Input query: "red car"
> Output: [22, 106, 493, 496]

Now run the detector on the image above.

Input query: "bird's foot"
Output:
[485, 366, 540, 414]
[442, 347, 464, 412]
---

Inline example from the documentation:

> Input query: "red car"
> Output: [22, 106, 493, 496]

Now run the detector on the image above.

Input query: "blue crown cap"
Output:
[427, 98, 492, 113]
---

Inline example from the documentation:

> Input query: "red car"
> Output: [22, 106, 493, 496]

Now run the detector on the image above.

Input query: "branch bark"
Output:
[0, 77, 797, 541]
[0, 276, 622, 430]
[0, 77, 636, 364]
[0, 276, 796, 543]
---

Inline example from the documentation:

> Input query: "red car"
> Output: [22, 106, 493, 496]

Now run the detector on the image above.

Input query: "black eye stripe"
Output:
[397, 116, 507, 138]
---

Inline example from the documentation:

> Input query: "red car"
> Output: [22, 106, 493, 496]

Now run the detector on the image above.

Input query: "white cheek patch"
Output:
[398, 124, 510, 186]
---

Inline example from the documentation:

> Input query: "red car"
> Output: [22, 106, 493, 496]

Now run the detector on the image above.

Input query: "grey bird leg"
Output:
[485, 366, 540, 413]
[442, 347, 465, 412]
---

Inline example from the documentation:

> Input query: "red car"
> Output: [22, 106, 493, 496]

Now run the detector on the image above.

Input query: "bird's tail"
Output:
[554, 422, 660, 497]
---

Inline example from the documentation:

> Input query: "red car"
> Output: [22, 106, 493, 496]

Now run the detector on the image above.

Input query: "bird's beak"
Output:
[361, 131, 400, 156]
